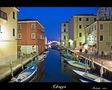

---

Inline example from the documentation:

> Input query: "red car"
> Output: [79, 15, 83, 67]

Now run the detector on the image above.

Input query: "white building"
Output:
[61, 21, 69, 47]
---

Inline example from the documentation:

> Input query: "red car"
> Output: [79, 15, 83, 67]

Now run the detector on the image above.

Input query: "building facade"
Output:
[97, 7, 112, 21]
[85, 21, 112, 55]
[61, 22, 69, 47]
[69, 14, 96, 50]
[0, 7, 18, 65]
[18, 19, 45, 55]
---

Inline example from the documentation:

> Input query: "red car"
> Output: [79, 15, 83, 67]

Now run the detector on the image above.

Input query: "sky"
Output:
[18, 7, 98, 41]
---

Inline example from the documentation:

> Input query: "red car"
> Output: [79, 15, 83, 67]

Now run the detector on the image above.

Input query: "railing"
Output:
[0, 10, 7, 20]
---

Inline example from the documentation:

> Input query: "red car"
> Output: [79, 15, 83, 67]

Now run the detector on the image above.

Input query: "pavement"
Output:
[0, 54, 37, 81]
[69, 49, 112, 72]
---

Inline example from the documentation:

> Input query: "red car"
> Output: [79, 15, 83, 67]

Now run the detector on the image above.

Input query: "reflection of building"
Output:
[61, 22, 69, 47]
[69, 14, 96, 50]
[0, 7, 18, 64]
[18, 19, 45, 55]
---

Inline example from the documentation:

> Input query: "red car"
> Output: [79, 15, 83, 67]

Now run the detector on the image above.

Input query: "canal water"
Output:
[38, 48, 80, 82]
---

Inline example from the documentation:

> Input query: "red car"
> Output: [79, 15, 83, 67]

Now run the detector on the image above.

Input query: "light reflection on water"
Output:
[34, 49, 81, 82]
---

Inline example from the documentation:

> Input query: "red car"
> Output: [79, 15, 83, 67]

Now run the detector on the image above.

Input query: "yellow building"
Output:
[0, 7, 19, 65]
[85, 21, 112, 55]
[68, 14, 96, 50]
[61, 22, 69, 47]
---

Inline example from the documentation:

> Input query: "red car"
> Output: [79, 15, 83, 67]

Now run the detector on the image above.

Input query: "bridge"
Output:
[48, 41, 60, 45]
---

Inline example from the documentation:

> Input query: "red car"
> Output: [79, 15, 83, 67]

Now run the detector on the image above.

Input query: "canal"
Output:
[37, 48, 80, 82]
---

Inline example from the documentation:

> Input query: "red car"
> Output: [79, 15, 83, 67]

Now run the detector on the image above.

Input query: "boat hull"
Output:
[67, 60, 91, 70]
[16, 65, 37, 82]
[73, 69, 111, 83]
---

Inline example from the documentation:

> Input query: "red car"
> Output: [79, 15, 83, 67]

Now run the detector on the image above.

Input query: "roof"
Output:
[18, 19, 38, 21]
[75, 14, 96, 16]
[18, 19, 44, 29]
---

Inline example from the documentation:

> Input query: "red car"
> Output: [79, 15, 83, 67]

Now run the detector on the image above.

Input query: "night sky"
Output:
[18, 7, 98, 41]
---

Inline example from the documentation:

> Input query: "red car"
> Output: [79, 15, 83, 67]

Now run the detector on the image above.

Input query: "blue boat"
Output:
[16, 65, 37, 82]
[73, 69, 111, 82]
[67, 60, 91, 70]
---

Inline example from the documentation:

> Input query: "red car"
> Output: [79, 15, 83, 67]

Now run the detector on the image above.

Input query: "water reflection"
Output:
[34, 49, 81, 82]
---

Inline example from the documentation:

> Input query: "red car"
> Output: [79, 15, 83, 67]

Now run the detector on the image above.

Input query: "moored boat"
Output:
[16, 65, 37, 82]
[73, 69, 111, 82]
[67, 60, 91, 70]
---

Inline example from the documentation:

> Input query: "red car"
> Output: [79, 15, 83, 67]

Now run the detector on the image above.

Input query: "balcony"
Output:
[0, 10, 7, 23]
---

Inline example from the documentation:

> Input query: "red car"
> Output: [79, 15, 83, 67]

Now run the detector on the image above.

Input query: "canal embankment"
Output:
[68, 49, 112, 80]
[0, 54, 38, 82]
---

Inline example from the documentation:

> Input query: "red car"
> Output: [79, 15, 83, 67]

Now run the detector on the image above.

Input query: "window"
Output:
[100, 24, 103, 30]
[92, 26, 93, 31]
[86, 18, 89, 21]
[31, 24, 36, 30]
[79, 25, 82, 29]
[64, 29, 66, 32]
[13, 28, 15, 36]
[95, 25, 96, 30]
[79, 42, 82, 46]
[31, 33, 36, 39]
[13, 12, 15, 19]
[32, 46, 35, 50]
[86, 25, 88, 27]
[94, 18, 96, 21]
[63, 24, 66, 27]
[64, 36, 66, 40]
[79, 33, 82, 37]
[100, 35, 103, 41]
[18, 33, 22, 39]
[18, 24, 22, 30]
[79, 18, 82, 21]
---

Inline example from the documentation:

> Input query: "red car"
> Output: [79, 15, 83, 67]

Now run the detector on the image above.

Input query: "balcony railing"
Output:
[0, 10, 7, 20]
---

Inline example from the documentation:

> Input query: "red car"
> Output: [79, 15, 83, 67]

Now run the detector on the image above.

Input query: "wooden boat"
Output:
[67, 60, 91, 70]
[62, 53, 74, 60]
[73, 69, 111, 82]
[16, 65, 37, 82]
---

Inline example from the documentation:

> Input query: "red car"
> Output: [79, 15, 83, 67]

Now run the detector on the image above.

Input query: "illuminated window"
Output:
[31, 33, 36, 39]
